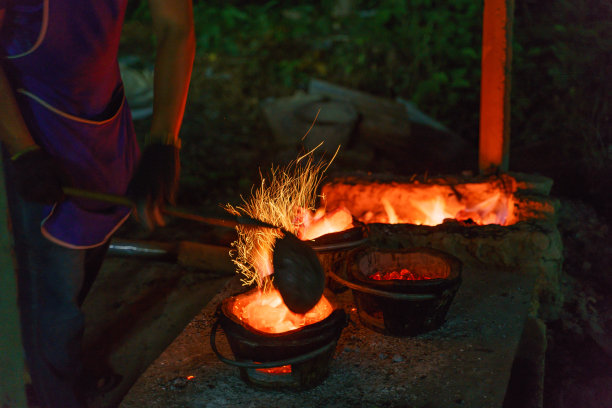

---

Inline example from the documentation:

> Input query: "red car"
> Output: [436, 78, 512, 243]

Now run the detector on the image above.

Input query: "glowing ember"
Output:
[255, 364, 291, 374]
[232, 288, 333, 334]
[369, 268, 447, 281]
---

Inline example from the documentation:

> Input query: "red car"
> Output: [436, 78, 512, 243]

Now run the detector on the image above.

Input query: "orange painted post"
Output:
[479, 0, 515, 174]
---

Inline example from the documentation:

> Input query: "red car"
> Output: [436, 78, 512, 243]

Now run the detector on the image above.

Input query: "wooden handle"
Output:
[176, 241, 235, 274]
[62, 187, 134, 207]
[62, 187, 278, 230]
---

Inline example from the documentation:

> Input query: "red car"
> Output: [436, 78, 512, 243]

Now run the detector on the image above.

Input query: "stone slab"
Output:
[120, 263, 536, 408]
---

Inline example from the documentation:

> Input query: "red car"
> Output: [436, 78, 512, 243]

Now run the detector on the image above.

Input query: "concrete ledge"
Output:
[120, 263, 538, 408]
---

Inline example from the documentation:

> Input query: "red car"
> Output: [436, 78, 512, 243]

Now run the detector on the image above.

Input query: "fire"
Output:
[381, 197, 399, 224]
[411, 196, 455, 225]
[378, 188, 514, 226]
[295, 205, 353, 241]
[455, 191, 512, 225]
[289, 179, 515, 239]
[231, 288, 333, 333]
[320, 176, 517, 227]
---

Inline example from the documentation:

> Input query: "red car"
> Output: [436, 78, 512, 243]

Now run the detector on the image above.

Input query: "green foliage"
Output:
[126, 1, 151, 21]
[512, 0, 611, 162]
[333, 0, 482, 138]
[125, 0, 609, 203]
[169, 0, 483, 138]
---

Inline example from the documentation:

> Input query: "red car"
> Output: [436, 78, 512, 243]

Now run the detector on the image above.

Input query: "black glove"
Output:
[127, 143, 180, 229]
[11, 147, 65, 204]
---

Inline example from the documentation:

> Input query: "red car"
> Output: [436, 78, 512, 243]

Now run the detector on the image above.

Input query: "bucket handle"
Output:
[309, 237, 369, 252]
[210, 318, 338, 369]
[328, 268, 437, 301]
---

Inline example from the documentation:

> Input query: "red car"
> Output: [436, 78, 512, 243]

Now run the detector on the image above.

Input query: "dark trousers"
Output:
[4, 157, 109, 408]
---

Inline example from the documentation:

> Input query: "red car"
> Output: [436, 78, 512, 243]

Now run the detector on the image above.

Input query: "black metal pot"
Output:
[308, 222, 368, 293]
[211, 288, 347, 390]
[330, 246, 462, 336]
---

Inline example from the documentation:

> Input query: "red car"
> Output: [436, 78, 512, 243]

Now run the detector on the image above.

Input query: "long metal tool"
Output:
[62, 187, 277, 230]
[62, 186, 325, 313]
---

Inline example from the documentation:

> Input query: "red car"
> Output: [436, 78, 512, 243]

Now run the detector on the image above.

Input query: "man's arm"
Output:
[0, 65, 64, 203]
[0, 65, 38, 157]
[127, 0, 195, 228]
[0, 1, 38, 155]
[147, 0, 195, 144]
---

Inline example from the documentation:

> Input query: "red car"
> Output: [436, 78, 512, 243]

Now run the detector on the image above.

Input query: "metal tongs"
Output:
[62, 187, 325, 314]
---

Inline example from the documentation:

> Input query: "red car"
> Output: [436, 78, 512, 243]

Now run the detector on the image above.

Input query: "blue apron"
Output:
[1, 0, 139, 248]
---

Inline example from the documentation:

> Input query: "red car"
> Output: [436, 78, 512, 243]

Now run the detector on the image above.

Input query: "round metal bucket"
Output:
[331, 246, 462, 336]
[211, 288, 348, 390]
[308, 223, 368, 293]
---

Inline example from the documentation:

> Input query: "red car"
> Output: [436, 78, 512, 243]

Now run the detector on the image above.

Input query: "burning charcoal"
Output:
[347, 247, 463, 336]
[389, 271, 401, 280]
[367, 266, 444, 281]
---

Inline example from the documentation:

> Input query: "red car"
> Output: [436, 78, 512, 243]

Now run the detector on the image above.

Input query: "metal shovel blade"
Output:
[272, 232, 325, 314]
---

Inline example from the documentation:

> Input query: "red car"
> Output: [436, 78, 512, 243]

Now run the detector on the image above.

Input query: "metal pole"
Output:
[479, 0, 515, 174]
[0, 152, 27, 407]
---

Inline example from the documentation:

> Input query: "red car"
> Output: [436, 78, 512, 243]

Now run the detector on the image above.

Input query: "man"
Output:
[0, 1, 195, 407]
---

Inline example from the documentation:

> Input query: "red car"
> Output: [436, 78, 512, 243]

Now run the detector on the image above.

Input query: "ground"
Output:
[542, 201, 612, 408]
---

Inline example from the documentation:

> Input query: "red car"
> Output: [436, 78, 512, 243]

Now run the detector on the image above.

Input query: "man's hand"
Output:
[127, 143, 180, 229]
[11, 147, 65, 204]
[124, 0, 192, 229]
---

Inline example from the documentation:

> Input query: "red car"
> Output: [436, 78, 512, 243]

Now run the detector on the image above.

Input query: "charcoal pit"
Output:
[210, 289, 347, 390]
[319, 171, 564, 318]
